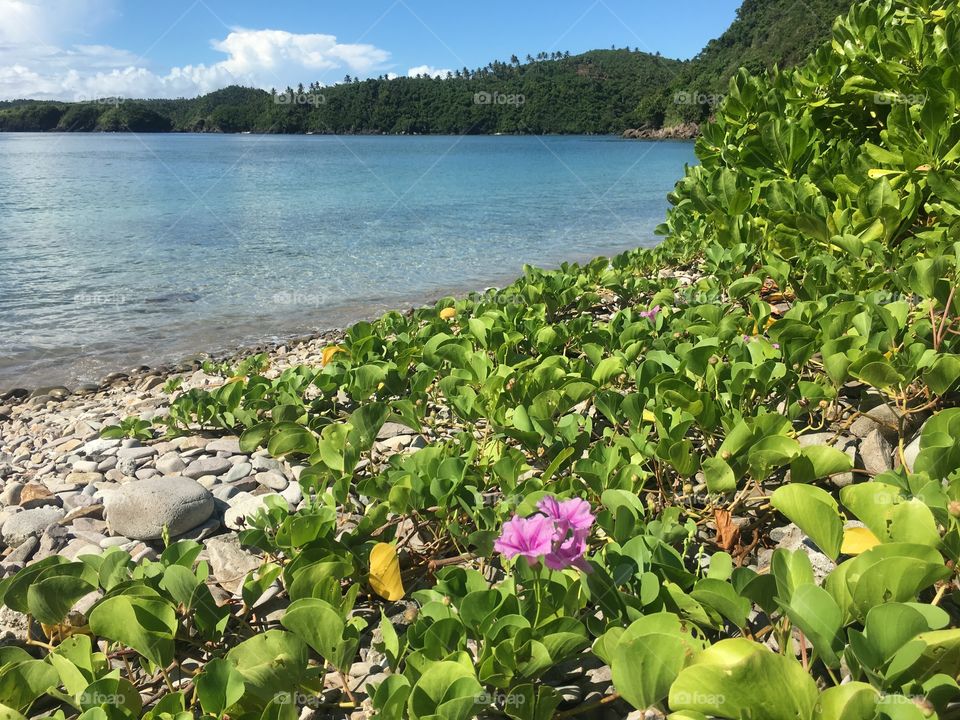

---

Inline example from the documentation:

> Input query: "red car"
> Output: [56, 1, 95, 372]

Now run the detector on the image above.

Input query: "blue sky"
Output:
[0, 0, 742, 100]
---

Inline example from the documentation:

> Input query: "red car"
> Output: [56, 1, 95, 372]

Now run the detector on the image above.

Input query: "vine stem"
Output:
[553, 692, 621, 719]
[338, 670, 357, 704]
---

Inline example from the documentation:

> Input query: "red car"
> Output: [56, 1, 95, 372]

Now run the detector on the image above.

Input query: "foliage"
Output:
[2, 0, 960, 718]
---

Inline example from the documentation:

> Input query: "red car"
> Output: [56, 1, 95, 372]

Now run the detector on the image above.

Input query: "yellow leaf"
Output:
[369, 542, 405, 601]
[765, 317, 777, 330]
[642, 409, 657, 423]
[841, 526, 881, 555]
[868, 168, 899, 179]
[439, 307, 457, 320]
[321, 346, 344, 367]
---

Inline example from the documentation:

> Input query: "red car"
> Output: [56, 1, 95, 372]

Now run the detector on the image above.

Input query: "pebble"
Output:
[116, 446, 157, 462]
[207, 437, 242, 455]
[223, 462, 252, 483]
[18, 483, 59, 509]
[156, 452, 187, 475]
[224, 492, 285, 530]
[256, 471, 288, 491]
[251, 455, 282, 473]
[859, 429, 893, 476]
[184, 457, 233, 479]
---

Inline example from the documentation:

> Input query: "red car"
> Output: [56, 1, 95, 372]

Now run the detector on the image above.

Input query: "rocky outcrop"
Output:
[622, 122, 700, 140]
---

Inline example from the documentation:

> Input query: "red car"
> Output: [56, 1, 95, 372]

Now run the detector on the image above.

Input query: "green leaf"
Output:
[266, 422, 318, 458]
[780, 584, 843, 668]
[702, 456, 736, 493]
[813, 682, 878, 720]
[607, 613, 700, 711]
[196, 658, 246, 717]
[770, 484, 843, 559]
[88, 595, 177, 668]
[225, 630, 309, 708]
[669, 639, 817, 720]
[789, 445, 852, 483]
[281, 598, 359, 673]
[26, 562, 97, 625]
[407, 661, 482, 720]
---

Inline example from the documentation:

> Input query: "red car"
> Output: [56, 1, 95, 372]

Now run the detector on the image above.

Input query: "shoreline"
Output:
[0, 239, 667, 398]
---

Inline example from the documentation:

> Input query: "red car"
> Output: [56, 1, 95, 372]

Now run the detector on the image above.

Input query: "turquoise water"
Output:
[0, 134, 695, 387]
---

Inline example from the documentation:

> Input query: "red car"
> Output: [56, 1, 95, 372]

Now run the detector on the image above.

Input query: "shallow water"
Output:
[0, 133, 695, 388]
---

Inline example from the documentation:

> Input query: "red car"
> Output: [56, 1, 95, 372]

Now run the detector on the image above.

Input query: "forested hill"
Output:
[0, 0, 856, 135]
[652, 0, 858, 126]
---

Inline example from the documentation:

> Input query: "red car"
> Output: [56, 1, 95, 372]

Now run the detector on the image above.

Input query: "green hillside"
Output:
[0, 0, 856, 135]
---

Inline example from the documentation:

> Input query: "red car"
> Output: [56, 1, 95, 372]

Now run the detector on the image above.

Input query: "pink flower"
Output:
[537, 496, 595, 536]
[496, 495, 595, 572]
[639, 305, 661, 322]
[544, 527, 591, 572]
[494, 515, 554, 563]
[772, 342, 781, 350]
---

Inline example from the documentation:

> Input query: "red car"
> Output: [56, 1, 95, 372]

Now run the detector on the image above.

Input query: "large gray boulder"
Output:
[104, 476, 214, 540]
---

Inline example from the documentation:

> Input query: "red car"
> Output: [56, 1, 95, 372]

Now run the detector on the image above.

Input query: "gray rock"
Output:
[251, 455, 282, 473]
[183, 457, 232, 479]
[6, 536, 38, 563]
[224, 492, 285, 531]
[281, 483, 302, 506]
[116, 446, 157, 462]
[35, 524, 69, 561]
[0, 482, 23, 507]
[61, 540, 102, 561]
[156, 452, 186, 475]
[1, 507, 65, 547]
[797, 432, 837, 448]
[223, 462, 252, 484]
[71, 460, 99, 473]
[376, 422, 414, 440]
[205, 533, 260, 593]
[104, 476, 214, 540]
[207, 437, 242, 455]
[116, 457, 139, 476]
[0, 605, 30, 645]
[78, 437, 121, 457]
[849, 397, 917, 441]
[859, 429, 893, 476]
[774, 523, 836, 583]
[903, 434, 922, 472]
[256, 471, 288, 491]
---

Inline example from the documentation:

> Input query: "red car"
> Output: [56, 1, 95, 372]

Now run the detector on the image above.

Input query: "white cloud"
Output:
[0, 3, 395, 100]
[407, 65, 452, 79]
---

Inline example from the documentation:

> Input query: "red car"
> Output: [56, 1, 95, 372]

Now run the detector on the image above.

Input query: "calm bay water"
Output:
[0, 133, 694, 388]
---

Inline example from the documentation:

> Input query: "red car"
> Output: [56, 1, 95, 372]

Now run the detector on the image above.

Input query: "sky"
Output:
[0, 0, 743, 101]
